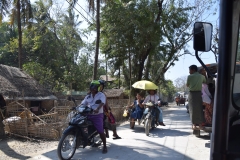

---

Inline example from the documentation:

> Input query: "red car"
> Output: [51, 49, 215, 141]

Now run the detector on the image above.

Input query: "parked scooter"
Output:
[57, 105, 99, 160]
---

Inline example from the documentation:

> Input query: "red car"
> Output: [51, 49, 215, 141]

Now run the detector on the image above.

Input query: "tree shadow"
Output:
[37, 138, 195, 160]
[0, 138, 31, 159]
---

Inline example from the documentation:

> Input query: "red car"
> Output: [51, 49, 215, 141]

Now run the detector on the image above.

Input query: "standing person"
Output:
[186, 65, 206, 130]
[201, 70, 213, 125]
[98, 80, 121, 139]
[81, 80, 107, 154]
[128, 93, 145, 129]
[143, 90, 166, 126]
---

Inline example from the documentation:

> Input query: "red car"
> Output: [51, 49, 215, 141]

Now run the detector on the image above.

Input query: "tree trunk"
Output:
[137, 45, 152, 80]
[93, 0, 100, 80]
[128, 50, 132, 105]
[118, 67, 120, 89]
[17, 0, 22, 69]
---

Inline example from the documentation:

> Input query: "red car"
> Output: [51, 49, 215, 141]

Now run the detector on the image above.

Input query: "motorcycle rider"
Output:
[98, 80, 121, 139]
[81, 80, 108, 154]
[143, 90, 166, 126]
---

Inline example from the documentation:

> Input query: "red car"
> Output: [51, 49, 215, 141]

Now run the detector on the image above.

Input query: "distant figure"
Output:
[187, 65, 206, 130]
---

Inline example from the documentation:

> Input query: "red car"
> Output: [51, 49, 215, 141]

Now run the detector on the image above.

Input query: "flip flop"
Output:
[102, 147, 108, 154]
[113, 136, 122, 140]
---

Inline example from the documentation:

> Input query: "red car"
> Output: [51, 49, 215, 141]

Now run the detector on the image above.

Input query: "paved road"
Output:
[29, 104, 211, 160]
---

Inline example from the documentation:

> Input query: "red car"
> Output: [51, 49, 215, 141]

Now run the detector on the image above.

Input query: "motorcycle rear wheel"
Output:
[57, 132, 77, 160]
[145, 118, 151, 136]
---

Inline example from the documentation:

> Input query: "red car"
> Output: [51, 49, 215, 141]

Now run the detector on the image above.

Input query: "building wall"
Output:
[41, 100, 55, 112]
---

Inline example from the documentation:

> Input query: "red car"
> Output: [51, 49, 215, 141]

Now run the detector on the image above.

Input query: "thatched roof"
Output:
[103, 89, 124, 98]
[99, 75, 116, 82]
[0, 64, 57, 100]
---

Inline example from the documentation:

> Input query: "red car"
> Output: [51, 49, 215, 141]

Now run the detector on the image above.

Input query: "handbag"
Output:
[104, 104, 116, 124]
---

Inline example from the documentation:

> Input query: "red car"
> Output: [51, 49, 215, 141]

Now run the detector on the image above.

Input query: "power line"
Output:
[65, 0, 93, 25]
[75, 1, 96, 23]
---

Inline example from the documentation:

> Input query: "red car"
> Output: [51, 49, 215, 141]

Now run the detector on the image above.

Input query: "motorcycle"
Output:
[142, 102, 159, 136]
[161, 101, 168, 107]
[57, 105, 99, 160]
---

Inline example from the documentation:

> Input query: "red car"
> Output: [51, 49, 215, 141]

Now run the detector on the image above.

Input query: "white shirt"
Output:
[202, 83, 212, 104]
[81, 92, 106, 114]
[144, 94, 160, 104]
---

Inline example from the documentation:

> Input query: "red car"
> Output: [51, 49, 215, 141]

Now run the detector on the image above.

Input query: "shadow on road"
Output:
[125, 124, 190, 138]
[0, 139, 31, 159]
[37, 138, 194, 160]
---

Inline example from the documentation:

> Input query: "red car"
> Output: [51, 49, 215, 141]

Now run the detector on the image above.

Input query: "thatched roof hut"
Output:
[0, 64, 56, 100]
[103, 89, 124, 99]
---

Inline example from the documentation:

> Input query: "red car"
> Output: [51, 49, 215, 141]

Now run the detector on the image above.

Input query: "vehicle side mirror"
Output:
[193, 22, 213, 52]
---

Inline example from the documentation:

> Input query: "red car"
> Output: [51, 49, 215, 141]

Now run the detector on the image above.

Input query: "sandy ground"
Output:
[0, 136, 58, 160]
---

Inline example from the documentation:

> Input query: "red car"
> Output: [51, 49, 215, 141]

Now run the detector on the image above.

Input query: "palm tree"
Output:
[9, 0, 32, 69]
[70, 0, 108, 80]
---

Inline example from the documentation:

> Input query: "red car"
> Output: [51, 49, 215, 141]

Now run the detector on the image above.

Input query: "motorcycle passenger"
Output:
[128, 93, 144, 129]
[80, 80, 108, 154]
[143, 90, 166, 126]
[98, 80, 121, 139]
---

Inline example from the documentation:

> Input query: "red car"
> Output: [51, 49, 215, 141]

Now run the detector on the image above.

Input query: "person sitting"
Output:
[128, 93, 144, 129]
[80, 80, 107, 154]
[98, 80, 121, 139]
[143, 90, 166, 126]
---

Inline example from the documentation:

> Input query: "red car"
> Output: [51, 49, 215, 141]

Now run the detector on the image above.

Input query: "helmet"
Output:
[90, 80, 100, 91]
[98, 80, 105, 91]
[98, 80, 105, 86]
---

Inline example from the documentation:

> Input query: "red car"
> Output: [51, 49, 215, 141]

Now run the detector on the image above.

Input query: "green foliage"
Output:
[0, 22, 18, 67]
[160, 80, 176, 101]
[101, 0, 216, 88]
[23, 62, 55, 89]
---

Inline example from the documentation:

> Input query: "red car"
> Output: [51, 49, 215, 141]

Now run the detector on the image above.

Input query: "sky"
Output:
[165, 45, 217, 82]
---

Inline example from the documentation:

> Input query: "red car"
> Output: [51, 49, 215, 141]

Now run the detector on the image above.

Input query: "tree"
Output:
[0, 22, 18, 66]
[174, 76, 188, 92]
[101, 0, 216, 89]
[8, 0, 33, 69]
[101, 0, 163, 85]
[0, 0, 10, 23]
[70, 0, 111, 80]
[160, 80, 176, 101]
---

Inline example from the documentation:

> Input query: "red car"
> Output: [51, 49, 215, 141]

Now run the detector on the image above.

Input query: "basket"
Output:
[28, 123, 59, 139]
[5, 117, 28, 136]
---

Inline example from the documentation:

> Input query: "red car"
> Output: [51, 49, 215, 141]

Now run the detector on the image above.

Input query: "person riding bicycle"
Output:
[80, 80, 108, 154]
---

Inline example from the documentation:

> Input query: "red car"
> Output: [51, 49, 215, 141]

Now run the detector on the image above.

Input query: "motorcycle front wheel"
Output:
[144, 118, 151, 136]
[57, 132, 77, 160]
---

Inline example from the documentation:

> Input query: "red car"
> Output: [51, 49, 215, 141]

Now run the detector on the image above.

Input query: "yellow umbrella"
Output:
[132, 80, 158, 90]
